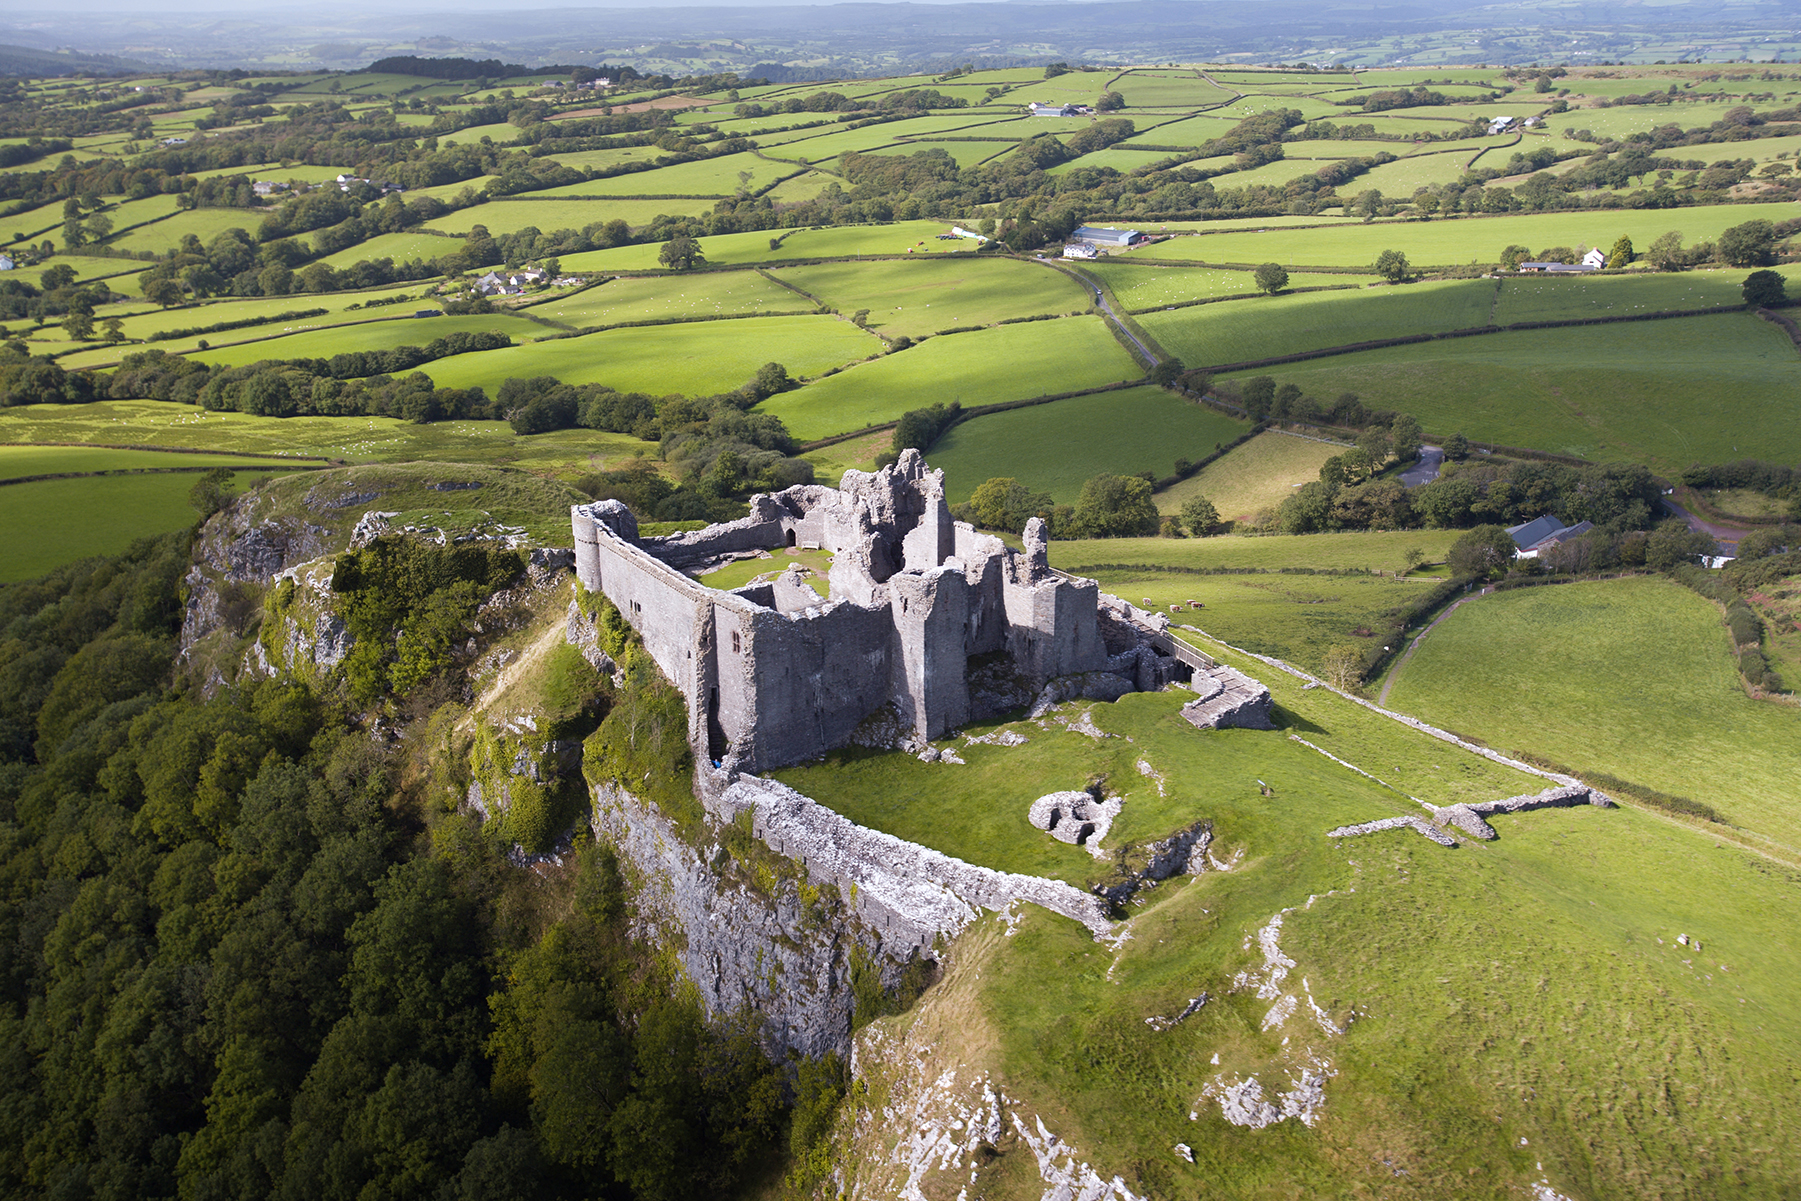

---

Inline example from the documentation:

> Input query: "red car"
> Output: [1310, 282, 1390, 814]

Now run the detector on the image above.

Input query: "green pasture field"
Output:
[1141, 278, 1497, 367]
[866, 141, 1015, 168]
[1212, 157, 1343, 190]
[1053, 527, 1460, 574]
[187, 312, 547, 369]
[1351, 152, 1489, 194]
[1211, 95, 1344, 122]
[1120, 113, 1238, 147]
[1385, 576, 1801, 848]
[761, 171, 837, 202]
[759, 315, 1139, 441]
[1047, 148, 1184, 175]
[767, 257, 1089, 338]
[524, 151, 798, 198]
[1543, 99, 1797, 140]
[557, 220, 979, 272]
[778, 122, 1004, 164]
[1222, 311, 1801, 470]
[521, 271, 805, 327]
[50, 282, 431, 367]
[403, 175, 501, 202]
[316, 229, 462, 267]
[440, 122, 526, 146]
[0, 254, 148, 288]
[927, 386, 1248, 504]
[536, 146, 663, 172]
[1140, 201, 1801, 268]
[1154, 428, 1344, 520]
[0, 469, 268, 582]
[1091, 263, 1379, 310]
[1489, 267, 1801, 324]
[107, 207, 267, 255]
[422, 313, 878, 396]
[0, 398, 659, 475]
[0, 444, 288, 480]
[1663, 133, 1801, 163]
[430, 197, 714, 237]
[1111, 71, 1237, 108]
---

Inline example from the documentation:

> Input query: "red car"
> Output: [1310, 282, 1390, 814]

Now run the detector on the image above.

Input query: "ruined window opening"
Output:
[731, 630, 741, 653]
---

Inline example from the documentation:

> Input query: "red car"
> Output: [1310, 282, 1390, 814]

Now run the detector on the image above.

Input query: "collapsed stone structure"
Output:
[573, 450, 1269, 772]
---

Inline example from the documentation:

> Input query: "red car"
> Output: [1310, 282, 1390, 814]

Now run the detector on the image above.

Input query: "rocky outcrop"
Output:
[180, 495, 334, 661]
[1091, 819, 1216, 907]
[1181, 665, 1276, 731]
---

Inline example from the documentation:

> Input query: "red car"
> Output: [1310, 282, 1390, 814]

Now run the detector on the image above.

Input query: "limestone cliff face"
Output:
[590, 779, 876, 1059]
[180, 493, 336, 684]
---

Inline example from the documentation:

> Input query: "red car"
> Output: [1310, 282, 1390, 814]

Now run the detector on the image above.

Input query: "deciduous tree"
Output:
[1254, 262, 1288, 294]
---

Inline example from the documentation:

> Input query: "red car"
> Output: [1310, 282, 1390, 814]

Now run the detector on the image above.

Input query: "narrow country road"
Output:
[1091, 283, 1157, 365]
[1662, 496, 1742, 554]
[1378, 584, 1489, 707]
[1399, 445, 1444, 489]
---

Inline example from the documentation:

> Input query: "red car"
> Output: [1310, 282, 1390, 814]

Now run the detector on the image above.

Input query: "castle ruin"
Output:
[572, 450, 1269, 772]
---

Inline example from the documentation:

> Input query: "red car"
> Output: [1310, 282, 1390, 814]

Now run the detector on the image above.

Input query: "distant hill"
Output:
[0, 42, 151, 78]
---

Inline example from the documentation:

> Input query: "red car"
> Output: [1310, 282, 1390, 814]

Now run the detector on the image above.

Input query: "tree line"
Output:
[0, 530, 808, 1201]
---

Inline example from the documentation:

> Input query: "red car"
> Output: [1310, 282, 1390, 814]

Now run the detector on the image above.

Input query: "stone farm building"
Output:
[573, 451, 1269, 773]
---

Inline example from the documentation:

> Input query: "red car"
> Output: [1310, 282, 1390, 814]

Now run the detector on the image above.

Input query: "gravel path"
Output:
[1377, 584, 1488, 707]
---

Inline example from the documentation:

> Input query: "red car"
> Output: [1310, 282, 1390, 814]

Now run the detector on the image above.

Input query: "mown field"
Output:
[1153, 429, 1344, 520]
[768, 257, 1090, 338]
[1142, 201, 1801, 268]
[1385, 576, 1801, 850]
[422, 313, 879, 396]
[0, 468, 269, 582]
[188, 312, 548, 369]
[1142, 278, 1498, 367]
[522, 271, 807, 327]
[0, 399, 659, 474]
[759, 315, 1139, 440]
[1227, 311, 1801, 470]
[927, 386, 1248, 503]
[0, 444, 289, 479]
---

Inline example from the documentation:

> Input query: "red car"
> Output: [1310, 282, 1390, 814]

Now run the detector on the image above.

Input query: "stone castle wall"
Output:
[573, 452, 1135, 773]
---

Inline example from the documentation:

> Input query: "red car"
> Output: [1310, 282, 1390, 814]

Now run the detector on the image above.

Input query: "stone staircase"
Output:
[1180, 665, 1276, 731]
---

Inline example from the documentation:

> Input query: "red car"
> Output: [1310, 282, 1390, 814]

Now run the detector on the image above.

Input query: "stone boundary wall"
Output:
[705, 770, 1115, 944]
[1183, 625, 1602, 798]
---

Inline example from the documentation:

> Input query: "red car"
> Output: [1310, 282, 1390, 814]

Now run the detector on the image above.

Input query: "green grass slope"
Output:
[1141, 279, 1497, 367]
[1386, 576, 1801, 849]
[1222, 311, 1801, 470]
[768, 258, 1089, 339]
[421, 314, 879, 396]
[927, 387, 1248, 504]
[837, 647, 1801, 1199]
[0, 469, 265, 582]
[760, 316, 1140, 441]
